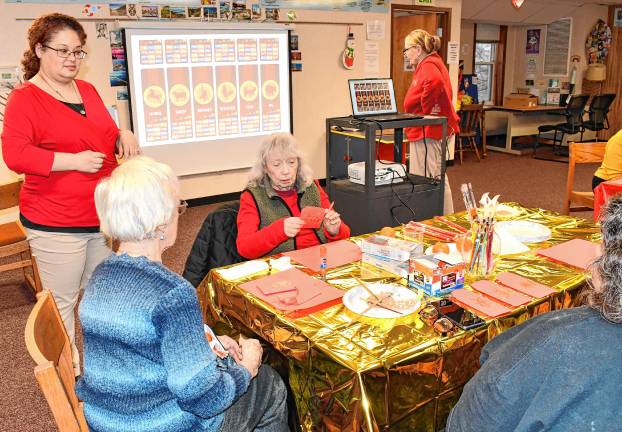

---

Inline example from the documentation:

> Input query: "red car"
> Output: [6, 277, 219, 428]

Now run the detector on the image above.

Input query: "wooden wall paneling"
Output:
[603, 6, 622, 139]
[493, 25, 507, 106]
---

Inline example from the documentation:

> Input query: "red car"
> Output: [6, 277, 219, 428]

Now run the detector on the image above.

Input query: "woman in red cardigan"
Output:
[1, 13, 140, 374]
[403, 29, 460, 215]
[236, 133, 350, 259]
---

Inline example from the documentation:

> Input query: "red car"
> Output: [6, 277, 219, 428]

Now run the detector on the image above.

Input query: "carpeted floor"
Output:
[0, 150, 596, 431]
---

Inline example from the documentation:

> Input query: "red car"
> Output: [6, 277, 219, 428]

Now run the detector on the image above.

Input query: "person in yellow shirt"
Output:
[593, 129, 622, 190]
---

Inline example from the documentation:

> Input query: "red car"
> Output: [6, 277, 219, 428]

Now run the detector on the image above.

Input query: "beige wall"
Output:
[460, 21, 474, 74]
[0, 0, 461, 199]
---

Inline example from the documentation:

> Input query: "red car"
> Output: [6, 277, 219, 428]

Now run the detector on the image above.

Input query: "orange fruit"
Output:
[456, 236, 474, 254]
[432, 242, 450, 254]
[379, 226, 396, 237]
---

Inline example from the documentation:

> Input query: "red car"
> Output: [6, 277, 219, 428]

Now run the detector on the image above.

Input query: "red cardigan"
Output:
[403, 53, 460, 142]
[1, 81, 118, 227]
[236, 180, 351, 259]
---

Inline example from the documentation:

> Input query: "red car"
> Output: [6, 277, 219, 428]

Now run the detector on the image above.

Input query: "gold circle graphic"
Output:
[240, 81, 258, 102]
[169, 84, 190, 107]
[193, 83, 214, 105]
[217, 82, 237, 104]
[143, 85, 165, 108]
[262, 80, 279, 101]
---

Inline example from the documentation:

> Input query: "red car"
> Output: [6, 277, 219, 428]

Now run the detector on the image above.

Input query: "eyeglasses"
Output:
[42, 45, 87, 60]
[177, 200, 188, 215]
[403, 46, 416, 56]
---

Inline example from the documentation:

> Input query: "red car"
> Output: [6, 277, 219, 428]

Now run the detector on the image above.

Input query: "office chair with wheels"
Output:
[533, 94, 589, 161]
[583, 93, 616, 136]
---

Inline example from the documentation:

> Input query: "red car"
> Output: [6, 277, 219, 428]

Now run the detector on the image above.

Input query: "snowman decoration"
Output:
[342, 32, 355, 70]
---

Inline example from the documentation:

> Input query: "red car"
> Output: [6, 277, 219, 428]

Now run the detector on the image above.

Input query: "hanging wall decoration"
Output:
[585, 19, 611, 64]
[342, 30, 355, 70]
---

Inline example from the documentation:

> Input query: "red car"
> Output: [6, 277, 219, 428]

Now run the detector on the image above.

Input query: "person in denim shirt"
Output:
[447, 196, 622, 432]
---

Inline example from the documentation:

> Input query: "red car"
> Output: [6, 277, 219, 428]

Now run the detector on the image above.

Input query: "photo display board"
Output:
[125, 27, 291, 175]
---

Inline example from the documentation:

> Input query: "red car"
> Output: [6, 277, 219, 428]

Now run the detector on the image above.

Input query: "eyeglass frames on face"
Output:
[178, 200, 188, 215]
[42, 45, 87, 59]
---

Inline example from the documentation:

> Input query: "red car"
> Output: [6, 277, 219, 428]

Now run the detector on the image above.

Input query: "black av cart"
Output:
[326, 115, 447, 236]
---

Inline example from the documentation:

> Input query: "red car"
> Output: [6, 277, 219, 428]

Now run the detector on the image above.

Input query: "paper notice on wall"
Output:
[364, 41, 380, 74]
[526, 57, 537, 79]
[366, 20, 385, 40]
[447, 42, 459, 64]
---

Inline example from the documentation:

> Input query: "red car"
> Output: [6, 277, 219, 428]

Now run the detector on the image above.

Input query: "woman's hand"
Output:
[323, 209, 342, 235]
[116, 130, 141, 159]
[218, 335, 243, 363]
[238, 337, 263, 378]
[73, 150, 106, 173]
[283, 217, 305, 238]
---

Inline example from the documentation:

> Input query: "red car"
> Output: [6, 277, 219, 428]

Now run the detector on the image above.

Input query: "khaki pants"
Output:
[409, 138, 454, 215]
[25, 229, 111, 374]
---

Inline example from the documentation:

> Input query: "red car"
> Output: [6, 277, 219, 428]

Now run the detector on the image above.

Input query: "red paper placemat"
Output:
[537, 239, 601, 271]
[283, 240, 362, 272]
[451, 288, 513, 318]
[471, 280, 532, 308]
[495, 272, 556, 298]
[239, 268, 344, 317]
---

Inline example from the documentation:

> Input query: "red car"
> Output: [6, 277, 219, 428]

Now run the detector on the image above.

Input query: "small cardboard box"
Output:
[503, 93, 538, 109]
[362, 253, 409, 279]
[360, 235, 423, 263]
[408, 255, 465, 296]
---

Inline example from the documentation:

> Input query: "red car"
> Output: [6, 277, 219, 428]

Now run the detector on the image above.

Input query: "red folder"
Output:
[537, 239, 601, 271]
[495, 272, 556, 298]
[283, 240, 362, 272]
[451, 288, 513, 318]
[471, 280, 532, 308]
[239, 268, 344, 317]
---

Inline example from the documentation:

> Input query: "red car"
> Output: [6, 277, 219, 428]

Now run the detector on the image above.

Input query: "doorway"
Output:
[391, 5, 451, 111]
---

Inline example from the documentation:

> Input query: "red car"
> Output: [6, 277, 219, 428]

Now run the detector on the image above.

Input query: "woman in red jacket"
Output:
[403, 29, 460, 215]
[1, 14, 140, 374]
[236, 133, 350, 259]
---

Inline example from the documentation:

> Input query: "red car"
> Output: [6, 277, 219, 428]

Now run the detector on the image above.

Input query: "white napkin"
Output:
[269, 256, 293, 271]
[217, 260, 270, 281]
[494, 230, 530, 256]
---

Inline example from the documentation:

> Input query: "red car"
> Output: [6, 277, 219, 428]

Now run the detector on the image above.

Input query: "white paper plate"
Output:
[495, 220, 551, 244]
[343, 283, 421, 318]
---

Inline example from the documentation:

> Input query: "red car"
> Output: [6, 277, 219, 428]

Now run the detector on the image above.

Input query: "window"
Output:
[474, 42, 497, 103]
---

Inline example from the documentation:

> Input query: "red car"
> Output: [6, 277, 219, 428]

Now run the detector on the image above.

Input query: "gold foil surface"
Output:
[197, 204, 600, 431]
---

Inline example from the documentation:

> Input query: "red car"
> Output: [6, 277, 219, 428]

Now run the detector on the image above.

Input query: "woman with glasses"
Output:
[77, 156, 288, 432]
[1, 13, 140, 374]
[403, 29, 460, 215]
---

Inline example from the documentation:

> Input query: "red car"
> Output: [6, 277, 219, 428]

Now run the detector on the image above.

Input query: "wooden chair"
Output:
[24, 290, 88, 432]
[564, 141, 607, 215]
[0, 179, 41, 295]
[456, 104, 483, 164]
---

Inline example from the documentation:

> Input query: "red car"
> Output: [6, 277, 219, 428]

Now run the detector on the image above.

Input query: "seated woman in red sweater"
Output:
[237, 133, 350, 259]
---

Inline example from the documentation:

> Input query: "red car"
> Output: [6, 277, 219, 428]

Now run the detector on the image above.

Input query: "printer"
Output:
[348, 160, 406, 186]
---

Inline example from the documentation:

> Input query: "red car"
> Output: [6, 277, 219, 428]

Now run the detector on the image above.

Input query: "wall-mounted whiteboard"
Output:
[543, 18, 572, 76]
[124, 24, 291, 176]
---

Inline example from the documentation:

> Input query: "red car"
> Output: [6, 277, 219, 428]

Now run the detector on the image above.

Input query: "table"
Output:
[594, 177, 622, 220]
[485, 105, 566, 155]
[197, 205, 600, 431]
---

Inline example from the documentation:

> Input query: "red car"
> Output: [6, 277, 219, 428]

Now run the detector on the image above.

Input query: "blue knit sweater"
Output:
[76, 253, 251, 432]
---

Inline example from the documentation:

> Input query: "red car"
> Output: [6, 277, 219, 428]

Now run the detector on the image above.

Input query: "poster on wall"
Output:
[526, 29, 540, 54]
[526, 57, 537, 79]
[615, 8, 622, 27]
[544, 18, 572, 76]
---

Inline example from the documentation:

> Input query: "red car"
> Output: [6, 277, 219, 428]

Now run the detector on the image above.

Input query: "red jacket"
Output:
[403, 53, 460, 142]
[2, 81, 118, 227]
[236, 180, 351, 259]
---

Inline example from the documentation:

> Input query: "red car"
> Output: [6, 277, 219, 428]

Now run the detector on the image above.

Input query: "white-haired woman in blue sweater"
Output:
[76, 156, 288, 432]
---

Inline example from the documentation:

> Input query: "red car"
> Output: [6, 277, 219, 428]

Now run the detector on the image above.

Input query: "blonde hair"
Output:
[95, 156, 179, 242]
[405, 29, 441, 54]
[246, 133, 314, 189]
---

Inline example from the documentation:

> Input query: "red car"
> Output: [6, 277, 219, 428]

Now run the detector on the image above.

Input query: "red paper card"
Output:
[451, 289, 513, 318]
[495, 272, 556, 298]
[283, 240, 362, 272]
[300, 206, 325, 229]
[537, 239, 601, 270]
[256, 280, 297, 296]
[471, 280, 532, 308]
[239, 268, 344, 317]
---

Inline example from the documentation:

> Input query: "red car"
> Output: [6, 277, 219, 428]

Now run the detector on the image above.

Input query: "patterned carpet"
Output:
[0, 150, 596, 431]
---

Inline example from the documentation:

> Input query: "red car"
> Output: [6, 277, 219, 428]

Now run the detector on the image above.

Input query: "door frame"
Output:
[390, 3, 452, 79]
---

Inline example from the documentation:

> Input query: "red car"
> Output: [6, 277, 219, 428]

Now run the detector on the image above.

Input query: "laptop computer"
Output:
[348, 78, 423, 121]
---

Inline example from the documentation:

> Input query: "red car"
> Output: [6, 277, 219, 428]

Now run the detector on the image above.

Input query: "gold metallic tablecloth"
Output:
[197, 204, 600, 431]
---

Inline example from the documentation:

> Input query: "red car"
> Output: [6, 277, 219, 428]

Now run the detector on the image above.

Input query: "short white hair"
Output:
[246, 133, 314, 188]
[95, 156, 179, 242]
